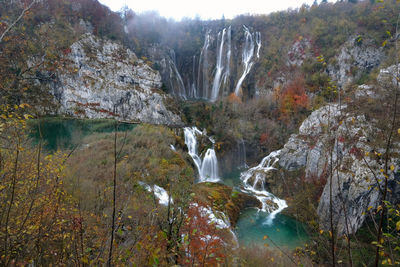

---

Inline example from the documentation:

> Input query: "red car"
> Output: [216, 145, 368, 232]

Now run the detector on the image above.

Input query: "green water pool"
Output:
[28, 118, 136, 151]
[235, 208, 308, 249]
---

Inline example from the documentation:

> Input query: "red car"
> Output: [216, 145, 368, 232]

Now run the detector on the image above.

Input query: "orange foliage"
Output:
[260, 133, 269, 144]
[180, 203, 226, 266]
[228, 93, 242, 104]
[279, 76, 309, 118]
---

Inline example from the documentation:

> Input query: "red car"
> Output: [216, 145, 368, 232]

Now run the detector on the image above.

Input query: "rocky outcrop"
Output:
[286, 37, 312, 67]
[254, 99, 399, 235]
[52, 33, 182, 125]
[193, 182, 261, 227]
[328, 36, 384, 87]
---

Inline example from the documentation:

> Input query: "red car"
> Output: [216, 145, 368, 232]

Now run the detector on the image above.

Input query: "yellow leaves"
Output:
[390, 165, 395, 172]
[263, 235, 268, 240]
[368, 206, 373, 211]
[398, 128, 400, 135]
[382, 40, 388, 47]
[128, 215, 132, 219]
[319, 229, 324, 234]
[81, 256, 89, 264]
[396, 220, 400, 231]
[270, 257, 274, 262]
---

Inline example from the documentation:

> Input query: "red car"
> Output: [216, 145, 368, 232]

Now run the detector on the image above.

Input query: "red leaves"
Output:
[279, 76, 309, 119]
[180, 203, 226, 266]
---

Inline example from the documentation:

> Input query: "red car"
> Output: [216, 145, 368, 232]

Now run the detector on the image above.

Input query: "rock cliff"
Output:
[246, 89, 399, 235]
[51, 33, 182, 125]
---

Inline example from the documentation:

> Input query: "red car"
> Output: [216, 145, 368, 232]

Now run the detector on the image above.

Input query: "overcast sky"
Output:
[98, 0, 331, 20]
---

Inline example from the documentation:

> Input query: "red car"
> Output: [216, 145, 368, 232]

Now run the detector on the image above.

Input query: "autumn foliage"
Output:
[180, 203, 226, 266]
[279, 76, 309, 119]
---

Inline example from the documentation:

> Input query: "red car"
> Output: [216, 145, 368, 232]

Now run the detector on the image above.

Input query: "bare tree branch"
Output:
[0, 0, 37, 43]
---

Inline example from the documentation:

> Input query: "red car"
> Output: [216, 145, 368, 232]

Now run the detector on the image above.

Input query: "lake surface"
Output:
[29, 118, 136, 151]
[235, 208, 308, 249]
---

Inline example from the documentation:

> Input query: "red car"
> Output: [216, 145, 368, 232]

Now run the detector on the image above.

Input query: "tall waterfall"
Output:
[255, 32, 262, 59]
[240, 150, 287, 224]
[210, 29, 226, 101]
[210, 27, 232, 101]
[184, 127, 220, 182]
[197, 31, 212, 99]
[222, 26, 231, 88]
[234, 26, 260, 96]
[168, 59, 186, 99]
[189, 55, 198, 98]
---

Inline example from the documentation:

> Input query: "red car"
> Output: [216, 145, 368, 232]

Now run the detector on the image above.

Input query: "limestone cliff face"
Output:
[52, 33, 182, 125]
[327, 36, 384, 87]
[247, 89, 399, 235]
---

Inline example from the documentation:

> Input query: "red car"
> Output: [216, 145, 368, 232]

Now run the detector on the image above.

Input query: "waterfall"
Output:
[184, 127, 220, 182]
[190, 55, 197, 98]
[255, 32, 262, 59]
[200, 149, 219, 181]
[197, 30, 211, 99]
[222, 26, 231, 90]
[139, 182, 171, 206]
[234, 25, 261, 96]
[237, 139, 248, 169]
[240, 150, 287, 224]
[210, 29, 226, 102]
[168, 57, 186, 99]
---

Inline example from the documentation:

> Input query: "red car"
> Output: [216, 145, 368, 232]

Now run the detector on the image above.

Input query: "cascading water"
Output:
[189, 55, 198, 98]
[168, 57, 186, 99]
[197, 31, 211, 99]
[210, 29, 226, 102]
[184, 127, 219, 182]
[234, 25, 261, 96]
[222, 26, 231, 89]
[240, 150, 287, 224]
[237, 139, 248, 169]
[255, 32, 262, 59]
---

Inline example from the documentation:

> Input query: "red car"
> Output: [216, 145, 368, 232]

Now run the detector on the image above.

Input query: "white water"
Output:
[197, 30, 211, 99]
[168, 58, 186, 99]
[255, 32, 262, 59]
[210, 29, 227, 102]
[184, 127, 219, 182]
[234, 25, 260, 96]
[139, 182, 171, 206]
[240, 150, 288, 224]
[222, 26, 231, 89]
[237, 139, 248, 169]
[210, 27, 231, 101]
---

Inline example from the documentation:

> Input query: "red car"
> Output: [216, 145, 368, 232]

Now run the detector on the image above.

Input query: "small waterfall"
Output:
[200, 149, 219, 182]
[139, 182, 171, 206]
[237, 139, 248, 169]
[234, 25, 261, 96]
[184, 127, 220, 182]
[240, 150, 287, 224]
